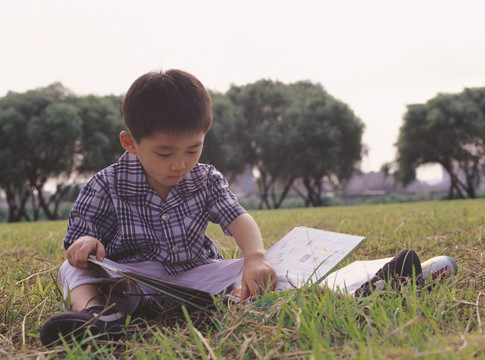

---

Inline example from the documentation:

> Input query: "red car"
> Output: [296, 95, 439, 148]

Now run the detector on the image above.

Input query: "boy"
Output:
[40, 69, 277, 346]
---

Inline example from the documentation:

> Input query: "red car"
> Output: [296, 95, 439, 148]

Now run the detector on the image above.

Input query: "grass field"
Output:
[1, 199, 484, 359]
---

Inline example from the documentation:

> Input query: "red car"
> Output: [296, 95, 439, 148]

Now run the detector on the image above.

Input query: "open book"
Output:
[88, 226, 366, 311]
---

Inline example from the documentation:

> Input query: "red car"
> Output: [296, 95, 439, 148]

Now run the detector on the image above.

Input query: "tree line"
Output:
[2, 80, 484, 223]
[0, 80, 365, 222]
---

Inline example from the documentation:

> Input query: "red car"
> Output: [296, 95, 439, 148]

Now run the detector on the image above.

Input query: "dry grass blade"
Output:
[21, 297, 47, 347]
[238, 335, 254, 360]
[382, 316, 420, 343]
[249, 341, 263, 360]
[262, 342, 285, 360]
[192, 326, 216, 359]
[16, 267, 58, 284]
[477, 291, 483, 334]
[290, 308, 302, 332]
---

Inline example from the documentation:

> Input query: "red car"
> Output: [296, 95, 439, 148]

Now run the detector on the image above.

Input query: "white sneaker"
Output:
[421, 256, 458, 281]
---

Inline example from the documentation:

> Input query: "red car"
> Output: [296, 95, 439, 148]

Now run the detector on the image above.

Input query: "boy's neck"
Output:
[144, 172, 172, 201]
[151, 182, 171, 201]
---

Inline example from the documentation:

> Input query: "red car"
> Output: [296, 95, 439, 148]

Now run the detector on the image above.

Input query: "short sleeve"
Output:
[206, 167, 247, 235]
[63, 178, 118, 250]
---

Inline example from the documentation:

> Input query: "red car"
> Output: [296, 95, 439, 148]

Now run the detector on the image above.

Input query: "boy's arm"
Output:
[228, 213, 277, 300]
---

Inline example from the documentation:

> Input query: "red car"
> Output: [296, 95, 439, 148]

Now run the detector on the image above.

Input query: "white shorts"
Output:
[59, 258, 176, 314]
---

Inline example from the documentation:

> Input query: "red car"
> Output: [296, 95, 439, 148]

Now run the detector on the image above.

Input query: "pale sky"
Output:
[2, 0, 485, 180]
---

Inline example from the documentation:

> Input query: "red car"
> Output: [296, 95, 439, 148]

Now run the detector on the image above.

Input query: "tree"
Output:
[0, 106, 31, 221]
[0, 84, 83, 221]
[395, 87, 485, 199]
[26, 101, 82, 219]
[225, 80, 364, 208]
[282, 81, 365, 206]
[75, 95, 125, 174]
[200, 91, 247, 178]
[0, 84, 125, 222]
[226, 80, 293, 208]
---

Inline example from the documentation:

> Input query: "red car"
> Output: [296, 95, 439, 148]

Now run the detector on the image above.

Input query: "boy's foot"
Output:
[40, 305, 126, 347]
[355, 248, 423, 298]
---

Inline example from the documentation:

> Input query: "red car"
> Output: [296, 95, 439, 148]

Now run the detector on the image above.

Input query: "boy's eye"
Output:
[156, 152, 172, 158]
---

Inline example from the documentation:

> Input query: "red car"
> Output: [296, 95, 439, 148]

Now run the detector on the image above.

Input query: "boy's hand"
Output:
[227, 213, 278, 301]
[66, 236, 105, 269]
[240, 253, 277, 301]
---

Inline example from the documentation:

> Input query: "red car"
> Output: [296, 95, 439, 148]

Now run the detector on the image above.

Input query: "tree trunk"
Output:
[302, 176, 325, 207]
[5, 186, 31, 222]
[292, 184, 310, 207]
[270, 177, 295, 209]
[35, 184, 71, 220]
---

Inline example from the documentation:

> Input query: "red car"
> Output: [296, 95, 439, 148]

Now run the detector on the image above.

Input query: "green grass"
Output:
[1, 199, 484, 358]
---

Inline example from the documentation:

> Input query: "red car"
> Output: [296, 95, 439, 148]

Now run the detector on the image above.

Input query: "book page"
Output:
[265, 227, 366, 287]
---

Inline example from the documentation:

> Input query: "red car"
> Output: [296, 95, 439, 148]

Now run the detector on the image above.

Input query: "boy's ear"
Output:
[120, 131, 137, 154]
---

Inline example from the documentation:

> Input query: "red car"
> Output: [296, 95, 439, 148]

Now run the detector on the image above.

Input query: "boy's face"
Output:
[120, 130, 205, 198]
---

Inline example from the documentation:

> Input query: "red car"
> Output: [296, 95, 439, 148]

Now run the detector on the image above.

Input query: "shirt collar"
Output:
[115, 152, 149, 197]
[116, 152, 206, 198]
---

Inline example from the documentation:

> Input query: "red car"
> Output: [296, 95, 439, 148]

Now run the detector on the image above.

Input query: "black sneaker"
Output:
[355, 248, 423, 298]
[40, 305, 126, 347]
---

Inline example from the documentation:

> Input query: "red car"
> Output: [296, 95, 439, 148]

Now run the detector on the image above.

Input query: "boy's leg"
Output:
[41, 258, 180, 346]
[40, 260, 141, 347]
[69, 284, 106, 311]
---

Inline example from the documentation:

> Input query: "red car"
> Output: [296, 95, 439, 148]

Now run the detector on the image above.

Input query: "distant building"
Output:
[227, 169, 455, 199]
[227, 166, 258, 197]
[341, 171, 451, 199]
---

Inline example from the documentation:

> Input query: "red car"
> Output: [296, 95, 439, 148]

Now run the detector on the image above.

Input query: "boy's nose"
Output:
[170, 159, 186, 171]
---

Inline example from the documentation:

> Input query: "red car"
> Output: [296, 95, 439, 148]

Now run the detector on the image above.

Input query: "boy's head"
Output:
[122, 69, 212, 142]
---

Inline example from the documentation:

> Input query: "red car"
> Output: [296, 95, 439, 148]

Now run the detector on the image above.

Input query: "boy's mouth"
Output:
[169, 174, 185, 180]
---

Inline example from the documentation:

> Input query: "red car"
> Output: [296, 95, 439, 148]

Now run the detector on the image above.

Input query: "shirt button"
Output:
[161, 213, 170, 221]
[172, 245, 179, 253]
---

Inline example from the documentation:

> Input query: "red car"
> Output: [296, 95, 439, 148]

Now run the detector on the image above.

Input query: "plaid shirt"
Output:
[64, 152, 246, 275]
